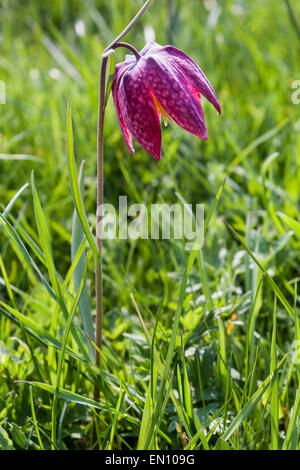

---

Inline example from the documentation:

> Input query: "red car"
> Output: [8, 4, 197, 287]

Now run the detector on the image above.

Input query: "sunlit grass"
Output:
[1, 0, 300, 450]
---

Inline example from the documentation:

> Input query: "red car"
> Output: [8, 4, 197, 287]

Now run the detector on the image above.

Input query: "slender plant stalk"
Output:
[285, 0, 300, 43]
[93, 0, 154, 403]
[104, 0, 155, 53]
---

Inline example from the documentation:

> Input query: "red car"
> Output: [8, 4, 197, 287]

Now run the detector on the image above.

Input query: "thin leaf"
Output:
[71, 160, 94, 357]
[222, 354, 287, 441]
[277, 211, 300, 236]
[66, 100, 99, 258]
[0, 212, 57, 301]
[224, 220, 294, 319]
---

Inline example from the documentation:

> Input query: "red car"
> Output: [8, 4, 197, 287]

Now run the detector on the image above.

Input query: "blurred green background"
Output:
[1, 0, 300, 450]
[1, 0, 299, 295]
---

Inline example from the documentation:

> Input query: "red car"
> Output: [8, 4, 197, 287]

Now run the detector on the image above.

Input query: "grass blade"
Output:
[270, 297, 278, 450]
[66, 100, 98, 258]
[222, 354, 287, 442]
[224, 220, 294, 319]
[71, 160, 94, 358]
[51, 259, 88, 448]
[0, 212, 56, 301]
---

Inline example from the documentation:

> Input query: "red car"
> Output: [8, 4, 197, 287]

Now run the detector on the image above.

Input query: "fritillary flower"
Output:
[112, 41, 221, 160]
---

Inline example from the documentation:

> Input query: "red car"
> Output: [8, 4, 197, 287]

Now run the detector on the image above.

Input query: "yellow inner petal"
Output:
[152, 93, 169, 127]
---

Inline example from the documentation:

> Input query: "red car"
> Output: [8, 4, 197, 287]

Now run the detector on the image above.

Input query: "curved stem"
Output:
[94, 54, 106, 395]
[104, 0, 155, 53]
[108, 41, 141, 60]
[94, 37, 145, 400]
[93, 0, 155, 441]
[92, 51, 107, 446]
[94, 42, 140, 398]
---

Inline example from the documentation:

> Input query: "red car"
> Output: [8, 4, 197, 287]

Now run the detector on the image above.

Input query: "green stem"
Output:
[104, 0, 155, 53]
[94, 41, 140, 401]
[93, 0, 154, 416]
[51, 262, 88, 448]
[285, 0, 300, 43]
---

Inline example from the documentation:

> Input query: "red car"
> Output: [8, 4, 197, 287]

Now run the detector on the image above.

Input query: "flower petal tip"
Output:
[150, 151, 161, 161]
[211, 97, 221, 115]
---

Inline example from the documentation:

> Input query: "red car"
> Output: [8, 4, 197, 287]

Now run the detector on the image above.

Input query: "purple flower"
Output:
[112, 41, 221, 160]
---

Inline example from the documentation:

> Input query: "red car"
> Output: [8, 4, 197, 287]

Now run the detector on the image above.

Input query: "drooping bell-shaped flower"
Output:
[112, 41, 221, 160]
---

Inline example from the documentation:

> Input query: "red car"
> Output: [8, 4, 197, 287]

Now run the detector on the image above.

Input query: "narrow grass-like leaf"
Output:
[2, 183, 29, 216]
[282, 282, 300, 450]
[142, 249, 198, 449]
[0, 153, 43, 162]
[222, 354, 287, 441]
[182, 338, 192, 419]
[0, 426, 14, 450]
[31, 172, 89, 359]
[227, 118, 289, 174]
[135, 178, 227, 449]
[31, 172, 61, 299]
[22, 382, 110, 411]
[131, 292, 191, 446]
[276, 211, 300, 236]
[108, 386, 124, 450]
[0, 212, 56, 300]
[0, 254, 16, 308]
[5, 213, 46, 265]
[282, 382, 300, 450]
[29, 386, 44, 450]
[245, 276, 264, 378]
[66, 100, 98, 258]
[270, 297, 278, 450]
[224, 220, 294, 319]
[189, 414, 210, 450]
[137, 379, 154, 450]
[0, 300, 90, 366]
[71, 160, 94, 357]
[51, 260, 88, 447]
[218, 318, 227, 390]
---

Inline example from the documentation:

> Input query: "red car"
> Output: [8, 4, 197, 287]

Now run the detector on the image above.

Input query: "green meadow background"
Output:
[1, 0, 300, 450]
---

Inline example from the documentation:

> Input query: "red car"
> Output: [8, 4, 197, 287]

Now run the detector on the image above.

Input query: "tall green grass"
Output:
[1, 0, 300, 450]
